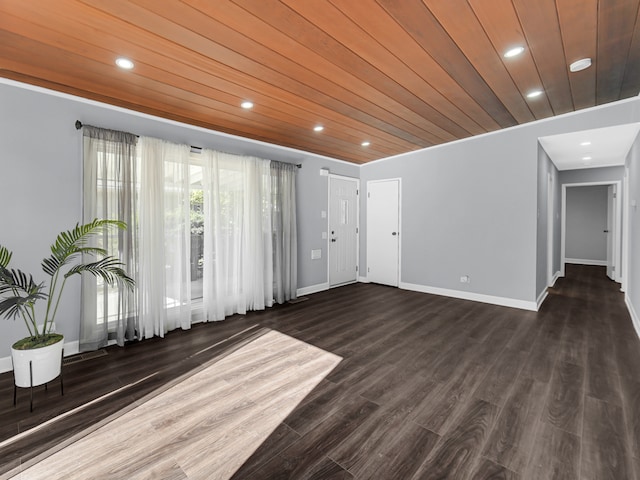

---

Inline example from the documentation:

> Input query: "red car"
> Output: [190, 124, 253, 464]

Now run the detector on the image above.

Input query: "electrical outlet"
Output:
[460, 275, 470, 284]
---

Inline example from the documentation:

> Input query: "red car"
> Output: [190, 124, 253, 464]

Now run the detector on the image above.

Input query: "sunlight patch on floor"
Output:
[13, 330, 342, 480]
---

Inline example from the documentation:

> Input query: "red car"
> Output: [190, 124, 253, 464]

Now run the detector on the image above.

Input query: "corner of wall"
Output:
[625, 296, 640, 339]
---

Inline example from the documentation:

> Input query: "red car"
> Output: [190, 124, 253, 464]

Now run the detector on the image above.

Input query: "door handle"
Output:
[391, 232, 397, 236]
[331, 238, 337, 242]
[604, 230, 609, 233]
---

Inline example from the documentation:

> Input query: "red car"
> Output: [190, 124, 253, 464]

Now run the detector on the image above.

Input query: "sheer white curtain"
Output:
[81, 127, 138, 350]
[271, 161, 298, 303]
[138, 137, 192, 339]
[201, 151, 273, 320]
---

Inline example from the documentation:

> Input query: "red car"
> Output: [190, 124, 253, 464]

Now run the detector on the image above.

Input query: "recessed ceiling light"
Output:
[115, 57, 134, 70]
[313, 125, 324, 132]
[570, 58, 592, 72]
[526, 90, 543, 99]
[580, 141, 591, 146]
[361, 141, 370, 147]
[240, 101, 254, 109]
[504, 46, 525, 58]
[582, 156, 592, 160]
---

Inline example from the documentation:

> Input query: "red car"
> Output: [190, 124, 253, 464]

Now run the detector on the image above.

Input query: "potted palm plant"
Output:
[0, 219, 134, 399]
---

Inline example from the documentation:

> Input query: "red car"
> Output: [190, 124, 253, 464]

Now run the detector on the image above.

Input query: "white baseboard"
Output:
[296, 282, 330, 297]
[358, 276, 369, 283]
[64, 340, 80, 357]
[626, 296, 640, 340]
[537, 289, 549, 310]
[0, 339, 80, 375]
[0, 356, 12, 374]
[399, 282, 538, 311]
[565, 258, 607, 266]
[549, 271, 561, 287]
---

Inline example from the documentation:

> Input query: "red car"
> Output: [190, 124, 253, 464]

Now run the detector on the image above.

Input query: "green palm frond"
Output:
[45, 219, 126, 272]
[42, 246, 108, 276]
[65, 257, 135, 289]
[0, 245, 11, 269]
[0, 267, 44, 296]
[0, 267, 46, 320]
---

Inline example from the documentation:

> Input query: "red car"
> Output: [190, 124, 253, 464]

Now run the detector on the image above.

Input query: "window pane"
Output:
[190, 164, 204, 301]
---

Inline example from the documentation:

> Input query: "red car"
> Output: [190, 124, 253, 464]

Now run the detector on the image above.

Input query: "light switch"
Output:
[311, 249, 322, 260]
[321, 232, 327, 239]
[321, 210, 327, 218]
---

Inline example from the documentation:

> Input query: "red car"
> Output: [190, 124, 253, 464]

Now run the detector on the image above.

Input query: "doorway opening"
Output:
[561, 181, 623, 286]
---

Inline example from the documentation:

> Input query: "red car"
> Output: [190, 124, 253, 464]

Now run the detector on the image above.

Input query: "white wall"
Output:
[0, 80, 350, 359]
[565, 186, 608, 263]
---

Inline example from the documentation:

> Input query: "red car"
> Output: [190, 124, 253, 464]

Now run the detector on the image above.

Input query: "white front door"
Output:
[367, 179, 400, 287]
[328, 175, 359, 286]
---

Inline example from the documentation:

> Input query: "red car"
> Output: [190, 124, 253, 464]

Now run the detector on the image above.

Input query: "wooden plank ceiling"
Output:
[1, 0, 640, 164]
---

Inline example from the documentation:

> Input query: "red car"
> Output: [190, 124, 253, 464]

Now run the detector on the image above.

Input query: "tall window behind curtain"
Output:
[81, 127, 138, 351]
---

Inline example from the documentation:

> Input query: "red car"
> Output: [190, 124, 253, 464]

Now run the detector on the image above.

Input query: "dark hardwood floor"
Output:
[1, 264, 639, 479]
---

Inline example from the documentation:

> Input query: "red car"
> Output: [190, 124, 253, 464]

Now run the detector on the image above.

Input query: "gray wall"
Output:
[362, 97, 640, 304]
[0, 80, 350, 358]
[626, 131, 640, 330]
[565, 186, 608, 262]
[0, 83, 83, 359]
[559, 165, 624, 184]
[361, 128, 539, 303]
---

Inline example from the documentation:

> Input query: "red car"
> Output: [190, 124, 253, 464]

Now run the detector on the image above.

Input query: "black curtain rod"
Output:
[75, 120, 301, 168]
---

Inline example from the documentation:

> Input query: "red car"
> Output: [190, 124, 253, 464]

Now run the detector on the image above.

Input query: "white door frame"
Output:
[327, 174, 360, 287]
[366, 178, 402, 286]
[622, 167, 630, 292]
[547, 173, 554, 286]
[560, 180, 623, 282]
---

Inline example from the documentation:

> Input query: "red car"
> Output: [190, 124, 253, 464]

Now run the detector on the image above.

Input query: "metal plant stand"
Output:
[13, 348, 64, 412]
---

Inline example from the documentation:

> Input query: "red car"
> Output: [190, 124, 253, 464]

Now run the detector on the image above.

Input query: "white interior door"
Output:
[367, 179, 400, 287]
[329, 176, 359, 286]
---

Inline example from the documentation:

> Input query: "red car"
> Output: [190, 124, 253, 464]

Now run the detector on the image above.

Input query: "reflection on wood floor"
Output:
[1, 264, 639, 479]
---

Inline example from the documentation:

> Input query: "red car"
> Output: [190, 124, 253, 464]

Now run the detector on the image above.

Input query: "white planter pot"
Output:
[11, 336, 64, 388]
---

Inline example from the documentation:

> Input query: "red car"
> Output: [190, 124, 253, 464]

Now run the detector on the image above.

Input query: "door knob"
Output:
[331, 238, 337, 242]
[391, 232, 397, 236]
[604, 230, 609, 233]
